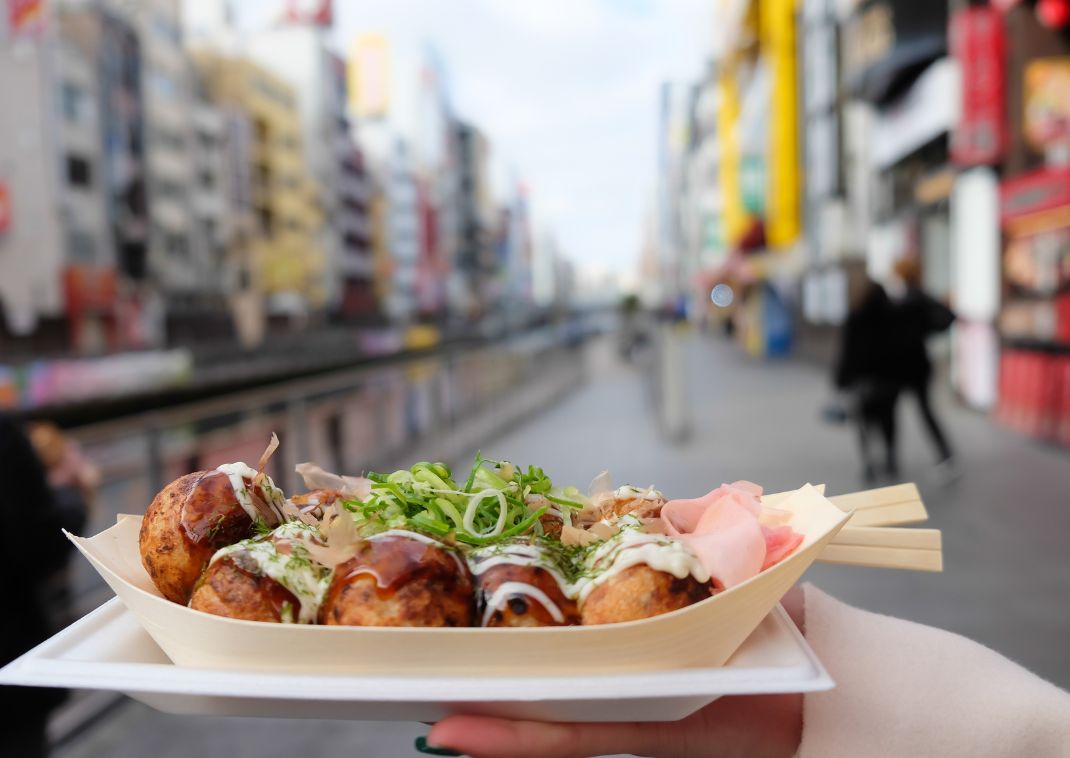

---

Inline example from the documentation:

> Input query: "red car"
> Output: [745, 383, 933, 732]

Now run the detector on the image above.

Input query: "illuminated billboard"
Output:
[348, 34, 391, 119]
[284, 0, 332, 28]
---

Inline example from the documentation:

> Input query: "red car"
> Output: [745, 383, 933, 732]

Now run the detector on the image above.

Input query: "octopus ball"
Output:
[319, 534, 475, 627]
[579, 564, 711, 625]
[139, 470, 256, 604]
[478, 563, 578, 627]
[190, 556, 300, 623]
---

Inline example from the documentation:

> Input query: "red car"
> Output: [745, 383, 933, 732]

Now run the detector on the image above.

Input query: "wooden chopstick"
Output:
[831, 526, 941, 550]
[828, 482, 929, 527]
[817, 544, 943, 571]
[763, 484, 942, 572]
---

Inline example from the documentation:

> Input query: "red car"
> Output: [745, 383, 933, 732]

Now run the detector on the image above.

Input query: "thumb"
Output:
[426, 714, 668, 758]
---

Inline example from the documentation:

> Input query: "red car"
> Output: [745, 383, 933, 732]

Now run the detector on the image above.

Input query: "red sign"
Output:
[63, 266, 117, 314]
[951, 6, 1005, 165]
[8, 0, 44, 38]
[284, 0, 332, 28]
[0, 182, 10, 234]
[1000, 166, 1070, 223]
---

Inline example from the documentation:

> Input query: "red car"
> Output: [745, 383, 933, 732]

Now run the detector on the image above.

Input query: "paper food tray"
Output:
[64, 483, 849, 676]
[0, 597, 832, 722]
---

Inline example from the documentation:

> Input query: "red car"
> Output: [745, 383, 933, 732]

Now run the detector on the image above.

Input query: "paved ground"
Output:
[54, 332, 1070, 757]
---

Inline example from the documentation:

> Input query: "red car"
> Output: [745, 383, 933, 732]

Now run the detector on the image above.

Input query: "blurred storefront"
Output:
[664, 0, 1068, 446]
[994, 4, 1070, 446]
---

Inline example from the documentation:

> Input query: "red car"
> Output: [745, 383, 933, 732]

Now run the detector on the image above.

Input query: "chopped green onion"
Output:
[545, 494, 586, 510]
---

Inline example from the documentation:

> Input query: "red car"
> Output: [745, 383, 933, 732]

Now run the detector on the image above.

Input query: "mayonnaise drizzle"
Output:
[208, 533, 332, 624]
[215, 462, 285, 523]
[481, 581, 566, 626]
[571, 530, 708, 604]
[468, 544, 571, 594]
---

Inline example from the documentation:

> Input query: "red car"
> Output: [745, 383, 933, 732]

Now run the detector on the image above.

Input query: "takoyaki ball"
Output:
[140, 468, 279, 604]
[477, 563, 578, 627]
[190, 557, 300, 623]
[319, 534, 475, 627]
[580, 564, 711, 625]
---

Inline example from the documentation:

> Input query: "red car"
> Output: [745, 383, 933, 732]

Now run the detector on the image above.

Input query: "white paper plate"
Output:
[0, 598, 832, 723]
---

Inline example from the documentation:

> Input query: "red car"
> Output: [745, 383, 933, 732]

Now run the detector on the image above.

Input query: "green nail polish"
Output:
[414, 736, 463, 756]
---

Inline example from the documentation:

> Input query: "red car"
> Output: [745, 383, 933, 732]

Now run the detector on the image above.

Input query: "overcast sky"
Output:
[234, 1, 713, 281]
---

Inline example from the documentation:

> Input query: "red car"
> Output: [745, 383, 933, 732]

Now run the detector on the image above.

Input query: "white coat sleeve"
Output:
[798, 584, 1070, 758]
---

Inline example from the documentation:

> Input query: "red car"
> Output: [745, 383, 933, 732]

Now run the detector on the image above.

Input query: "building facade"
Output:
[246, 25, 375, 321]
[0, 0, 150, 356]
[190, 50, 325, 320]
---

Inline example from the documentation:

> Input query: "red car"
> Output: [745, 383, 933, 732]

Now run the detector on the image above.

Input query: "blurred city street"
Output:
[54, 333, 1070, 757]
[4, 0, 1070, 755]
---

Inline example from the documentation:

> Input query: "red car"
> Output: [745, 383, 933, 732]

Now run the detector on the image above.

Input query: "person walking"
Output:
[833, 279, 901, 482]
[887, 257, 956, 476]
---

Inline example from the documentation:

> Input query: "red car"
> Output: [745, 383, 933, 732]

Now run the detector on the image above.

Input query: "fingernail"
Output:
[414, 736, 463, 756]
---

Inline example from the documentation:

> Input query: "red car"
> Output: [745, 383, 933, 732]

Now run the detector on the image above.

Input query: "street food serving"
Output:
[140, 436, 804, 628]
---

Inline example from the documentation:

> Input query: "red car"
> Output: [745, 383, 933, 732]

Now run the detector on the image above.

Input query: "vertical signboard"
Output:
[348, 34, 391, 119]
[8, 0, 44, 39]
[284, 0, 332, 28]
[951, 6, 1006, 165]
[0, 182, 10, 234]
[1023, 57, 1070, 158]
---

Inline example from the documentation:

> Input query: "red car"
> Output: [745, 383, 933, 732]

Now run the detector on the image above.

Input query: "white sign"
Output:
[872, 58, 960, 168]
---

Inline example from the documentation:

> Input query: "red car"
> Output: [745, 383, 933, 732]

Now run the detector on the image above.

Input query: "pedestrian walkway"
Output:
[55, 333, 1070, 758]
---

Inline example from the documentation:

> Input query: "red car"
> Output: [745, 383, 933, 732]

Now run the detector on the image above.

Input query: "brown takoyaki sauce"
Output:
[319, 533, 475, 627]
[179, 471, 254, 547]
[334, 535, 460, 594]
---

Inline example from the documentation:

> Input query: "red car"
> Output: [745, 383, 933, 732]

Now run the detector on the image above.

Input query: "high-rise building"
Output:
[452, 119, 493, 318]
[190, 49, 325, 317]
[104, 0, 216, 327]
[0, 1, 149, 355]
[347, 35, 455, 323]
[682, 63, 723, 287]
[246, 23, 375, 320]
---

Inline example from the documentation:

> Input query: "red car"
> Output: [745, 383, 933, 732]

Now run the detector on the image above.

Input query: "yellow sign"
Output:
[348, 34, 391, 118]
[1023, 57, 1070, 153]
[761, 0, 801, 249]
[718, 71, 749, 248]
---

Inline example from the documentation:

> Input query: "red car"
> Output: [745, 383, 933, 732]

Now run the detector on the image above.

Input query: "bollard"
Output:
[658, 323, 691, 443]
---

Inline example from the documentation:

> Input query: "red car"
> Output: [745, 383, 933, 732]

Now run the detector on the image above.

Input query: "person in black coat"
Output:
[889, 258, 955, 467]
[834, 280, 901, 481]
[0, 413, 81, 757]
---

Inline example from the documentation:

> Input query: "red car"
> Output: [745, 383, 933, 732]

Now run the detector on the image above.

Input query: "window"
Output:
[61, 83, 85, 123]
[66, 155, 93, 188]
[258, 207, 274, 235]
[167, 234, 189, 257]
[66, 229, 96, 263]
[152, 18, 181, 46]
[146, 72, 176, 100]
